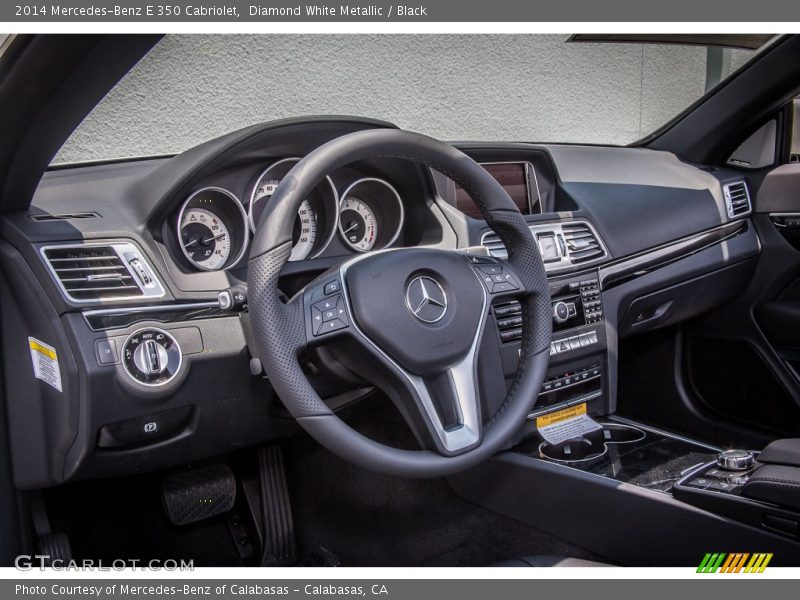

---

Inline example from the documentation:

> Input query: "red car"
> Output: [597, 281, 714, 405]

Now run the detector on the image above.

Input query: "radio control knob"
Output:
[553, 301, 570, 324]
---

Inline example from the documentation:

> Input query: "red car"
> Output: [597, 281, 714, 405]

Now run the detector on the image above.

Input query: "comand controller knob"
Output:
[717, 449, 755, 471]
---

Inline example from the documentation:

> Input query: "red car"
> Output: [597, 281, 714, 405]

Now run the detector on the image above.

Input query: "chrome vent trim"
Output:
[723, 180, 752, 219]
[481, 219, 608, 273]
[41, 242, 165, 303]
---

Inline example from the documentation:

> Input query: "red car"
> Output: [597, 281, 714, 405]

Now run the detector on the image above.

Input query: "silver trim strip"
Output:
[40, 241, 166, 304]
[82, 301, 219, 318]
[176, 186, 249, 272]
[599, 219, 748, 289]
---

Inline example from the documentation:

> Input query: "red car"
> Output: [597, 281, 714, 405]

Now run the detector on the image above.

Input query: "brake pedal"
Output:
[162, 463, 236, 526]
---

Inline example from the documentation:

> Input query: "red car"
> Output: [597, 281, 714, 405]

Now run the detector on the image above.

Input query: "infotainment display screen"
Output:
[454, 162, 536, 218]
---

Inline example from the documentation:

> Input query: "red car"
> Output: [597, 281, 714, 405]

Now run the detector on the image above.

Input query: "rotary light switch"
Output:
[122, 328, 182, 386]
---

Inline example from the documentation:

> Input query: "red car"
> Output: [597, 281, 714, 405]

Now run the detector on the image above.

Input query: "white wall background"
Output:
[55, 35, 752, 163]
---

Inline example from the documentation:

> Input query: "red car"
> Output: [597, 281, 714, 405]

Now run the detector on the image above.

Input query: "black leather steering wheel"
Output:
[247, 129, 552, 478]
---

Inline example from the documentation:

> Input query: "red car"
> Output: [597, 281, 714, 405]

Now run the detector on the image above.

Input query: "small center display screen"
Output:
[537, 233, 560, 261]
[454, 162, 534, 218]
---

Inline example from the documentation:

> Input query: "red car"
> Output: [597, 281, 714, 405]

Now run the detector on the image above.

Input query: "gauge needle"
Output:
[184, 238, 199, 248]
[201, 233, 226, 244]
[341, 222, 359, 235]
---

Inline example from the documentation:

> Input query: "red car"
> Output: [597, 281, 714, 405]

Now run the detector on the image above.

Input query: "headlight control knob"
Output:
[122, 328, 182, 386]
[717, 449, 755, 471]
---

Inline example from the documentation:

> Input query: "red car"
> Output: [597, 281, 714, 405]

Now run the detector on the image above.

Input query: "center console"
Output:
[493, 269, 609, 419]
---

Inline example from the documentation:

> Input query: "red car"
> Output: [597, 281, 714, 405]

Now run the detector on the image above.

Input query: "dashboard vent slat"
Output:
[41, 243, 165, 303]
[494, 300, 523, 344]
[561, 223, 604, 263]
[723, 181, 752, 218]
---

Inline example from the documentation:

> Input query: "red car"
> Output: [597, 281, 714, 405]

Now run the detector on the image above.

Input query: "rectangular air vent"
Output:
[494, 300, 523, 344]
[723, 181, 752, 218]
[481, 220, 608, 272]
[41, 243, 165, 303]
[561, 222, 605, 263]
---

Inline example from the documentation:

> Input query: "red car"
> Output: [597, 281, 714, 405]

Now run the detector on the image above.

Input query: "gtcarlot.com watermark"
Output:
[14, 555, 194, 571]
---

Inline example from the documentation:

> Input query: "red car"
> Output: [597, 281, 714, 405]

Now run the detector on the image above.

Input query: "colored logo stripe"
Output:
[697, 553, 772, 573]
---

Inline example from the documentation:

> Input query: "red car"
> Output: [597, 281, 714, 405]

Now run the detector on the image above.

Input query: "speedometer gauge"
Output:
[176, 187, 248, 272]
[180, 207, 232, 270]
[338, 178, 404, 253]
[249, 158, 339, 261]
[339, 197, 378, 252]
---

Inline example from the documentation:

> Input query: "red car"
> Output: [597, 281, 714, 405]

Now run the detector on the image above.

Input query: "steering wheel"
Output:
[247, 129, 552, 478]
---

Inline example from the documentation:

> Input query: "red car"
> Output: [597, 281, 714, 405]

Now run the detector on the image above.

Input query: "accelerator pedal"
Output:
[257, 445, 297, 566]
[162, 463, 236, 526]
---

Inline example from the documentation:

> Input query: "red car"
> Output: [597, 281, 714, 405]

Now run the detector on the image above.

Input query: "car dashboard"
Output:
[0, 116, 761, 489]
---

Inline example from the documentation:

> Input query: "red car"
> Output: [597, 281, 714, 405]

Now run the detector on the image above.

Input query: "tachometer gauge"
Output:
[338, 178, 404, 253]
[339, 197, 378, 252]
[176, 187, 248, 272]
[180, 207, 232, 270]
[249, 158, 339, 261]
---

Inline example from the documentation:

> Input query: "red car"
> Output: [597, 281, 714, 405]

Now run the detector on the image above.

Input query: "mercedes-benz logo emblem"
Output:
[405, 276, 448, 323]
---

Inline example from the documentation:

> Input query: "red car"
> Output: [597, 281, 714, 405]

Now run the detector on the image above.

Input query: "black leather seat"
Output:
[493, 555, 611, 567]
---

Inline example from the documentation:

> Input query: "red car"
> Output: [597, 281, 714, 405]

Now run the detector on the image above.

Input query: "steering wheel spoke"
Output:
[392, 344, 485, 456]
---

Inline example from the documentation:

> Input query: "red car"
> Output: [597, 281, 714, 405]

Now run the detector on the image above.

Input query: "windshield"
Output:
[54, 34, 767, 164]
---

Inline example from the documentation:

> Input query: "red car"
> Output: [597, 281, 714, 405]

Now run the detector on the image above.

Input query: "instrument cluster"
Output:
[174, 158, 405, 271]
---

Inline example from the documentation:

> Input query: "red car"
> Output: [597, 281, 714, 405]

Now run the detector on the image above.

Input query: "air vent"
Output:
[561, 223, 604, 263]
[30, 212, 99, 222]
[481, 232, 507, 258]
[494, 300, 523, 344]
[41, 243, 165, 303]
[723, 181, 752, 218]
[481, 219, 608, 272]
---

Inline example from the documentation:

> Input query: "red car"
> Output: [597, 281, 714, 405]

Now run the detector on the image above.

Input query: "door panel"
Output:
[685, 164, 800, 436]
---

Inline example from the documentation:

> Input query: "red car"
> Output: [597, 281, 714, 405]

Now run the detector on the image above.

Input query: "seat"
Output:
[493, 555, 611, 567]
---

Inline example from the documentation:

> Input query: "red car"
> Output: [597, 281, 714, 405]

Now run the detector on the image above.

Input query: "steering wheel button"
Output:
[324, 280, 341, 295]
[313, 295, 340, 312]
[311, 307, 324, 335]
[492, 281, 518, 293]
[323, 319, 347, 333]
[478, 265, 503, 275]
[323, 308, 338, 322]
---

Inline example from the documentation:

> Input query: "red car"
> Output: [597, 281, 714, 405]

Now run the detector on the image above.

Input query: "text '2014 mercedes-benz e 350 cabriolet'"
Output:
[0, 33, 800, 568]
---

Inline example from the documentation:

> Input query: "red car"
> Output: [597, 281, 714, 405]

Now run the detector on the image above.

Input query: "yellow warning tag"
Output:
[28, 337, 62, 392]
[536, 402, 587, 428]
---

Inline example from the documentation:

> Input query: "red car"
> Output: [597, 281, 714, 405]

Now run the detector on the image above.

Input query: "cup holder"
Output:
[539, 438, 606, 463]
[537, 423, 647, 464]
